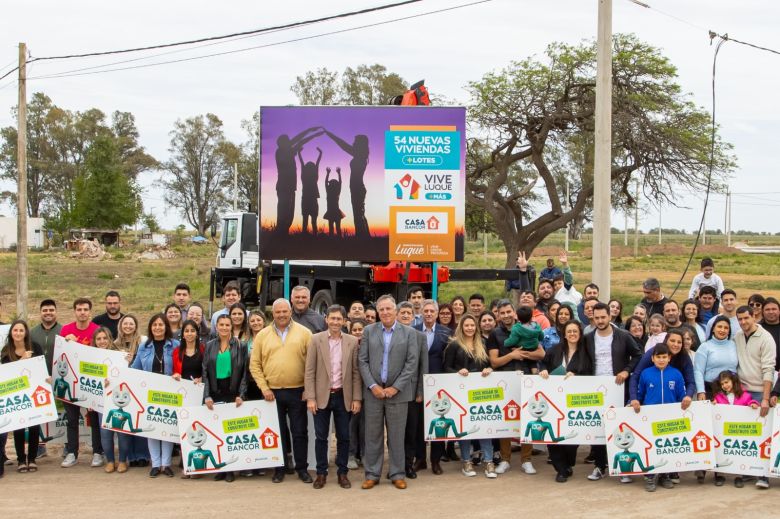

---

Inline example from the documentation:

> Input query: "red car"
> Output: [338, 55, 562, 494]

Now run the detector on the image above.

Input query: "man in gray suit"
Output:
[358, 294, 420, 490]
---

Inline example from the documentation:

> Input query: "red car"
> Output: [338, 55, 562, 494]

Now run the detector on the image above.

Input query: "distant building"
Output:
[0, 216, 45, 249]
[68, 228, 119, 246]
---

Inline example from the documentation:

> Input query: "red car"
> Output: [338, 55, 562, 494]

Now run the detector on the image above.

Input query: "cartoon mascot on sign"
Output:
[186, 424, 238, 472]
[523, 395, 576, 443]
[426, 394, 478, 440]
[104, 385, 154, 433]
[52, 357, 82, 402]
[611, 425, 667, 475]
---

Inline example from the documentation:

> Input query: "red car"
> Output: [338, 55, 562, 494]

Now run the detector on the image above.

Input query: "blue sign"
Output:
[384, 131, 461, 170]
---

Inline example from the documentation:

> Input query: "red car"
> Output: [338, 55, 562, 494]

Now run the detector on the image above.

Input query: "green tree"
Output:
[466, 34, 734, 267]
[162, 114, 233, 235]
[70, 136, 142, 229]
[290, 64, 407, 105]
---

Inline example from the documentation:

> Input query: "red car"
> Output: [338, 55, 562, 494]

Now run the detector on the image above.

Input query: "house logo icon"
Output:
[426, 216, 440, 231]
[394, 173, 420, 200]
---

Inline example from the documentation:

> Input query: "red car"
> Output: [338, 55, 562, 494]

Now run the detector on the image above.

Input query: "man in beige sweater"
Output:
[250, 298, 313, 484]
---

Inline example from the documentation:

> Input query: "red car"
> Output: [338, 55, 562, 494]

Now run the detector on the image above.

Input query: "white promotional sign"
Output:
[0, 325, 9, 346]
[51, 336, 128, 412]
[603, 401, 716, 476]
[768, 405, 780, 478]
[103, 366, 204, 443]
[422, 372, 523, 440]
[712, 404, 773, 477]
[0, 356, 58, 434]
[39, 401, 90, 443]
[519, 375, 624, 445]
[178, 400, 283, 474]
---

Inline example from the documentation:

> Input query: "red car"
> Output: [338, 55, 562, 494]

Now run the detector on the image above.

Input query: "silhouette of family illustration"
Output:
[274, 126, 370, 238]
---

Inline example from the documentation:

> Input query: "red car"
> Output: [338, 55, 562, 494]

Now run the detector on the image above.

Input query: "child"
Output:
[504, 306, 544, 374]
[298, 147, 322, 235]
[323, 166, 345, 237]
[712, 370, 759, 488]
[634, 343, 686, 492]
[643, 314, 667, 352]
[688, 257, 725, 300]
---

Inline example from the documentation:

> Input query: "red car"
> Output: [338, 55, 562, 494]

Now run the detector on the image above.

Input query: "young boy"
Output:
[688, 257, 725, 300]
[633, 343, 686, 492]
[503, 306, 544, 374]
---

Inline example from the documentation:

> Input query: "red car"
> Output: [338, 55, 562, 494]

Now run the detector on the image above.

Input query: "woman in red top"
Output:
[172, 320, 204, 383]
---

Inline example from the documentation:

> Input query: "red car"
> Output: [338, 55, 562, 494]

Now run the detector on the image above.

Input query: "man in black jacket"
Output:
[585, 303, 643, 482]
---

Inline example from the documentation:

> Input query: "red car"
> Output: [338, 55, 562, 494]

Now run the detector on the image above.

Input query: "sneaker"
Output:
[61, 453, 78, 468]
[756, 477, 770, 489]
[714, 474, 725, 486]
[520, 461, 537, 474]
[91, 453, 106, 467]
[484, 462, 497, 479]
[695, 470, 705, 483]
[36, 445, 47, 459]
[660, 475, 674, 489]
[587, 467, 604, 481]
[734, 477, 744, 488]
[620, 476, 633, 484]
[462, 461, 476, 477]
[347, 456, 359, 470]
[669, 472, 680, 484]
[583, 454, 595, 464]
[645, 475, 657, 492]
[240, 470, 254, 477]
[494, 461, 510, 474]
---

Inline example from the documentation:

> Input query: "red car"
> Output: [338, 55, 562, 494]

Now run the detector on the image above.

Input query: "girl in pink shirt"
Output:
[712, 370, 758, 488]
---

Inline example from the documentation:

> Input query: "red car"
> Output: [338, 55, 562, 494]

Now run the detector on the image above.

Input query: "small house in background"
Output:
[68, 228, 119, 247]
[140, 228, 168, 246]
[0, 216, 45, 249]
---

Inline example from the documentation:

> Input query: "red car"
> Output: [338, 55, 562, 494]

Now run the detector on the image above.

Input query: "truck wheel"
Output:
[310, 289, 334, 316]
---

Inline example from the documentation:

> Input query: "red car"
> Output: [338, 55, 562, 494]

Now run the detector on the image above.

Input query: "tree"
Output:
[466, 34, 734, 267]
[290, 64, 407, 105]
[234, 112, 260, 213]
[70, 135, 142, 229]
[0, 93, 155, 220]
[162, 114, 233, 235]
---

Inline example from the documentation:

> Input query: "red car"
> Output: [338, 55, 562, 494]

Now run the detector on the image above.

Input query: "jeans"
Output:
[129, 434, 150, 462]
[459, 438, 493, 462]
[148, 439, 174, 468]
[14, 426, 40, 465]
[99, 413, 132, 463]
[313, 391, 352, 475]
[273, 387, 309, 472]
[65, 404, 102, 457]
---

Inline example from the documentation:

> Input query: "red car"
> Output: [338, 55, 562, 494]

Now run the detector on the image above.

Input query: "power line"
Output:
[25, 0, 493, 81]
[0, 0, 422, 82]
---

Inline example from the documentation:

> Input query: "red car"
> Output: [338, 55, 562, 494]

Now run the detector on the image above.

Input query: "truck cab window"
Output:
[220, 219, 238, 251]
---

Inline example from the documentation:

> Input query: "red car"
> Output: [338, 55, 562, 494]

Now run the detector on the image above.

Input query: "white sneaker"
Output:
[756, 477, 770, 489]
[484, 462, 497, 479]
[347, 456, 358, 470]
[587, 467, 604, 481]
[620, 476, 633, 484]
[91, 453, 106, 467]
[520, 461, 537, 474]
[462, 461, 476, 477]
[61, 453, 78, 468]
[494, 461, 510, 474]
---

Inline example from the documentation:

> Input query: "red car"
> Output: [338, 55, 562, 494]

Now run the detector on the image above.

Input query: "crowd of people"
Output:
[1, 253, 780, 493]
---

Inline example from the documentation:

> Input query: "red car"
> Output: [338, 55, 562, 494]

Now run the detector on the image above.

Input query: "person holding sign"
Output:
[304, 305, 362, 489]
[585, 303, 643, 482]
[202, 314, 248, 483]
[130, 314, 177, 478]
[539, 321, 594, 483]
[442, 314, 497, 479]
[712, 370, 759, 488]
[1, 320, 44, 473]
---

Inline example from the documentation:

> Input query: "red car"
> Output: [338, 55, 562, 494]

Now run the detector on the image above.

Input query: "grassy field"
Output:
[1, 232, 779, 324]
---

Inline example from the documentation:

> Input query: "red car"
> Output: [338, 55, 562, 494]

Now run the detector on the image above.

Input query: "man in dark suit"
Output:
[358, 294, 420, 490]
[584, 302, 643, 481]
[410, 299, 450, 475]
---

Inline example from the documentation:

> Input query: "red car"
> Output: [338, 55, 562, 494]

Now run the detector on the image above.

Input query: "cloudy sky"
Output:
[1, 0, 778, 234]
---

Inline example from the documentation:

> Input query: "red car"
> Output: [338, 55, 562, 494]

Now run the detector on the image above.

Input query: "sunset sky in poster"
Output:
[259, 106, 466, 235]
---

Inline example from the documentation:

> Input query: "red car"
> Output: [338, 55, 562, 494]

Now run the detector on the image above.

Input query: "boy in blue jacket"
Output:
[632, 343, 686, 492]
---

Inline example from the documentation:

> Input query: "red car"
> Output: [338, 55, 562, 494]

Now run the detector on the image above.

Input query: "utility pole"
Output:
[564, 181, 570, 252]
[658, 205, 662, 245]
[726, 189, 732, 247]
[592, 0, 612, 299]
[633, 179, 639, 257]
[702, 200, 707, 246]
[233, 163, 238, 211]
[16, 43, 28, 320]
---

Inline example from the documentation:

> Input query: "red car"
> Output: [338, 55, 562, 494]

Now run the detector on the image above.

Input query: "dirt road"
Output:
[2, 449, 773, 518]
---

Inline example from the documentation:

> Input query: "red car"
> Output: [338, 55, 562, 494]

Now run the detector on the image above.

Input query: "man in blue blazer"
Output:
[411, 299, 452, 475]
